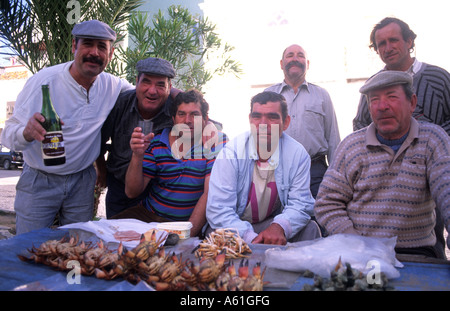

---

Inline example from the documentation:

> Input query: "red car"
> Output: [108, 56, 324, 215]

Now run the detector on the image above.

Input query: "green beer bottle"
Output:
[40, 84, 66, 166]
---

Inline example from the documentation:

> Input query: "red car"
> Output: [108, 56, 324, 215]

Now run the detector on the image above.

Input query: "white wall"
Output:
[0, 79, 28, 139]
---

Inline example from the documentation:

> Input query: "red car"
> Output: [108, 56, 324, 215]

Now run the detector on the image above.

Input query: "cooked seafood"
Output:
[18, 230, 266, 291]
[194, 228, 252, 259]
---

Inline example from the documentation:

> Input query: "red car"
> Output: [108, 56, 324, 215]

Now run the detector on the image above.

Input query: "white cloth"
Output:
[60, 218, 167, 249]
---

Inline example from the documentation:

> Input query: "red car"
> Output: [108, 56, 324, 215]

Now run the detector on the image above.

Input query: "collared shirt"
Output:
[206, 131, 315, 244]
[101, 89, 174, 182]
[265, 81, 341, 163]
[315, 119, 450, 249]
[382, 57, 422, 76]
[1, 61, 134, 174]
[142, 128, 227, 221]
[406, 58, 423, 75]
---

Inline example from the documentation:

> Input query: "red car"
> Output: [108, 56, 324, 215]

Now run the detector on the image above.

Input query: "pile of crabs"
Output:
[18, 229, 266, 291]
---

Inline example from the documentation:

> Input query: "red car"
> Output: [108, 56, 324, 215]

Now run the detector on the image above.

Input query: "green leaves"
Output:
[110, 5, 242, 91]
[0, 0, 142, 73]
[0, 2, 242, 91]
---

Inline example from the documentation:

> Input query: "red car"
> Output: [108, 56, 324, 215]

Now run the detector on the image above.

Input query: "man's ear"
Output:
[71, 38, 77, 54]
[406, 37, 414, 52]
[108, 46, 115, 61]
[410, 93, 417, 113]
[283, 115, 291, 132]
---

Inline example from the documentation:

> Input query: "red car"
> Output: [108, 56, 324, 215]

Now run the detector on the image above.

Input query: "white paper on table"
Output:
[60, 218, 167, 249]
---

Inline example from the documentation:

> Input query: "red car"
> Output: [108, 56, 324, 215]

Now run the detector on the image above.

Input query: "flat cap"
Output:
[360, 71, 413, 94]
[72, 20, 116, 41]
[136, 57, 176, 78]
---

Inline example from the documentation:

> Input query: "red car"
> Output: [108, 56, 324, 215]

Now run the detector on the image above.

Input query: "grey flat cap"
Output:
[136, 57, 176, 78]
[360, 71, 413, 94]
[72, 20, 116, 41]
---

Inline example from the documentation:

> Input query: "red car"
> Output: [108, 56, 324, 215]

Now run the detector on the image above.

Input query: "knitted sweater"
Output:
[353, 63, 450, 135]
[314, 119, 450, 249]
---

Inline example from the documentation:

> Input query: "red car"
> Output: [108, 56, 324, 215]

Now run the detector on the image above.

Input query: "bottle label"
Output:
[42, 131, 65, 158]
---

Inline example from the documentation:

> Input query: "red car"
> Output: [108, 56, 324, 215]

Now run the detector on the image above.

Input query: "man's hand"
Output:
[23, 112, 47, 142]
[23, 112, 66, 142]
[252, 223, 287, 245]
[130, 127, 154, 156]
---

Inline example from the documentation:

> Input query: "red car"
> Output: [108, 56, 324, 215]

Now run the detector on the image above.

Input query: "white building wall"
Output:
[0, 78, 28, 142]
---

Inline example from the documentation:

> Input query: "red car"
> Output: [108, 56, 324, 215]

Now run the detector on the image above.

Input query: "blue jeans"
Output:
[14, 164, 96, 235]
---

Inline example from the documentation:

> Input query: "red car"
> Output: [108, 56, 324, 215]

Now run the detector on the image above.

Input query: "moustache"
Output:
[83, 56, 103, 66]
[374, 113, 395, 120]
[286, 60, 305, 71]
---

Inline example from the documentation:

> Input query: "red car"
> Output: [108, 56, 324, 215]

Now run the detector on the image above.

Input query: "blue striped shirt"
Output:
[142, 128, 227, 220]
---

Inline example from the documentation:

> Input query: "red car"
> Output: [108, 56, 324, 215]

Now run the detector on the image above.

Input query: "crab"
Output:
[158, 252, 183, 283]
[197, 252, 226, 284]
[125, 229, 165, 262]
[242, 262, 267, 291]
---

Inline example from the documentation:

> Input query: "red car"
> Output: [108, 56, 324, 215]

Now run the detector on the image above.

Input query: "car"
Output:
[0, 144, 23, 170]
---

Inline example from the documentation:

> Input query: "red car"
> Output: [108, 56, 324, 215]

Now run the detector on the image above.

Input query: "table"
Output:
[0, 228, 448, 291]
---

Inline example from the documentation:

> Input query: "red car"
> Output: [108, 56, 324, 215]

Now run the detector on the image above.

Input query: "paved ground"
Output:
[0, 167, 106, 239]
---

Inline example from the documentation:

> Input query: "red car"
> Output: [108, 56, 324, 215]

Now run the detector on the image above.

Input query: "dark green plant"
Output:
[110, 5, 242, 91]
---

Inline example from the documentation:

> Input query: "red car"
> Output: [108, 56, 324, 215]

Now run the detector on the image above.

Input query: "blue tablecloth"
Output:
[0, 228, 154, 291]
[0, 228, 449, 291]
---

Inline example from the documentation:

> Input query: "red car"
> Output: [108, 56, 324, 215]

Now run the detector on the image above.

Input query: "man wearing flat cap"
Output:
[1, 20, 134, 234]
[352, 18, 450, 257]
[314, 71, 450, 259]
[97, 57, 181, 218]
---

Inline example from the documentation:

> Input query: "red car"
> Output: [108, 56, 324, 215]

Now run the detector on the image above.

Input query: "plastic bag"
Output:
[264, 234, 403, 279]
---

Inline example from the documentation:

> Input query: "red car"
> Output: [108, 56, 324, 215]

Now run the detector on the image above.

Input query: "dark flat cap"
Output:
[360, 71, 413, 94]
[72, 20, 116, 41]
[136, 57, 176, 78]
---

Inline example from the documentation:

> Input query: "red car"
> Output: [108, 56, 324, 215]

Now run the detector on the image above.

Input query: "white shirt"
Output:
[384, 57, 423, 76]
[1, 61, 134, 174]
[241, 161, 281, 224]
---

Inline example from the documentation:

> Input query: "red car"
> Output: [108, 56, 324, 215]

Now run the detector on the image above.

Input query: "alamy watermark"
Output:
[366, 259, 382, 285]
[167, 117, 281, 163]
[66, 260, 81, 284]
[66, 0, 81, 25]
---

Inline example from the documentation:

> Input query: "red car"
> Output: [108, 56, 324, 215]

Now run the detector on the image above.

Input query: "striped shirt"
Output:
[314, 119, 450, 249]
[353, 61, 450, 135]
[142, 128, 227, 220]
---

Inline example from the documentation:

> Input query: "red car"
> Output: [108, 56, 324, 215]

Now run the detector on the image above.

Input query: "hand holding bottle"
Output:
[23, 112, 65, 143]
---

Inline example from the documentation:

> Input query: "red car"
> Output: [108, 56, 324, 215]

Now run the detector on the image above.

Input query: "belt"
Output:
[26, 162, 93, 177]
